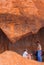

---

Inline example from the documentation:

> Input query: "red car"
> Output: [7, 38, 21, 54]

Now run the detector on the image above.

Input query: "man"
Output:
[36, 41, 42, 62]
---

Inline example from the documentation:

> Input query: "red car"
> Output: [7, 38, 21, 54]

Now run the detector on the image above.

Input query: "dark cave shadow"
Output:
[0, 28, 12, 53]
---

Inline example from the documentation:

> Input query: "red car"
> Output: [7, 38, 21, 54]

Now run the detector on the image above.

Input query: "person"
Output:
[23, 49, 28, 58]
[28, 52, 32, 59]
[36, 41, 42, 62]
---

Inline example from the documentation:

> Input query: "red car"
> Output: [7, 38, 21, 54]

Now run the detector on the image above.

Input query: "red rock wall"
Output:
[0, 0, 44, 48]
[0, 0, 44, 60]
[0, 0, 44, 53]
[0, 27, 44, 53]
[9, 27, 44, 54]
[0, 0, 44, 43]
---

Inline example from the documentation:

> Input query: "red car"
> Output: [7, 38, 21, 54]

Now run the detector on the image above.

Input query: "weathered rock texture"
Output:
[0, 51, 44, 65]
[0, 0, 44, 60]
[0, 0, 44, 42]
[0, 29, 10, 53]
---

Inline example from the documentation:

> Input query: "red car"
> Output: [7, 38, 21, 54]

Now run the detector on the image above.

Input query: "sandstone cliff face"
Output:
[0, 0, 44, 42]
[0, 0, 44, 57]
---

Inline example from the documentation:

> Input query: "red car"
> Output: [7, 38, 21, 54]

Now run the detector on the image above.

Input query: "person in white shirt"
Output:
[23, 49, 28, 58]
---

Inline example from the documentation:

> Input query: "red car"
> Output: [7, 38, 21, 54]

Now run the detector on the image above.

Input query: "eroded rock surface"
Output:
[0, 0, 44, 42]
[0, 51, 44, 65]
[0, 0, 44, 60]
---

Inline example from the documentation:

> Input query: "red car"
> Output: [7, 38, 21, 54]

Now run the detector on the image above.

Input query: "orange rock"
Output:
[0, 51, 44, 65]
[0, 0, 44, 54]
[0, 0, 44, 43]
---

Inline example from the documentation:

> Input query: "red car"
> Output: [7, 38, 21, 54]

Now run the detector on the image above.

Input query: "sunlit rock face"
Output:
[0, 15, 42, 43]
[0, 0, 38, 15]
[0, 0, 44, 42]
[0, 51, 44, 65]
[33, 0, 44, 19]
[0, 0, 44, 17]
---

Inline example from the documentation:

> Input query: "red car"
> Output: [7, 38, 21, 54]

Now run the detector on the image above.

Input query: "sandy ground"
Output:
[0, 51, 44, 65]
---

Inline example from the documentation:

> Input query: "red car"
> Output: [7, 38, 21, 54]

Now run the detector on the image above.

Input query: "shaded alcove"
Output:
[10, 32, 37, 55]
[37, 27, 44, 61]
[0, 27, 44, 53]
[37, 27, 44, 51]
[9, 26, 44, 55]
[9, 27, 44, 61]
[0, 29, 11, 53]
[0, 27, 44, 61]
